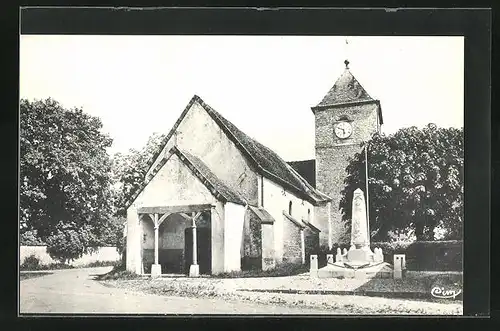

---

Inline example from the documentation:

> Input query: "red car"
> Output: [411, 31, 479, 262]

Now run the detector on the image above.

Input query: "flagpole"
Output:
[365, 142, 370, 239]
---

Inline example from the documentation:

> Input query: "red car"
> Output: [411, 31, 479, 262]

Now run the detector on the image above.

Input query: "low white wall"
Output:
[20, 245, 121, 267]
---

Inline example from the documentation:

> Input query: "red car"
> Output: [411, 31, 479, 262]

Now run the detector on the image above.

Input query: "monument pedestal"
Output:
[346, 246, 374, 263]
[318, 261, 393, 279]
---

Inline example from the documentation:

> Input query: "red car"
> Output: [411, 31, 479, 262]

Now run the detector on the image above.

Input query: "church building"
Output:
[125, 60, 383, 276]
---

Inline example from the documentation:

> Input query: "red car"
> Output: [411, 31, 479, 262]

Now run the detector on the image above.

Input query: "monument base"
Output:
[347, 246, 375, 262]
[317, 262, 393, 279]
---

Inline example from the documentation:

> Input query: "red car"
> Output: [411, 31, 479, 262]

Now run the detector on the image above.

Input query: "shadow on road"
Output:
[20, 271, 53, 281]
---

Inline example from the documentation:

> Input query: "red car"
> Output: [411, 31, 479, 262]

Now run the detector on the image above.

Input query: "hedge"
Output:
[309, 240, 462, 271]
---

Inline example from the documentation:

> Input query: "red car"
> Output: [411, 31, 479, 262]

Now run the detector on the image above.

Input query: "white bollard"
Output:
[393, 254, 406, 279]
[310, 255, 318, 277]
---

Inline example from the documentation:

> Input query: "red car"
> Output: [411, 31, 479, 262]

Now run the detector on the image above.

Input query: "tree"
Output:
[20, 98, 115, 261]
[97, 216, 126, 254]
[340, 124, 464, 241]
[111, 132, 166, 217]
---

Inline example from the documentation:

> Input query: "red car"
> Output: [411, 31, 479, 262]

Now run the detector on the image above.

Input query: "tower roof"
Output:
[315, 63, 374, 108]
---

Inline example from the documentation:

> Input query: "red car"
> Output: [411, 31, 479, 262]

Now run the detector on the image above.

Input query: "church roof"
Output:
[287, 159, 316, 188]
[311, 62, 384, 124]
[176, 148, 247, 206]
[197, 96, 331, 206]
[141, 95, 332, 208]
[315, 67, 374, 108]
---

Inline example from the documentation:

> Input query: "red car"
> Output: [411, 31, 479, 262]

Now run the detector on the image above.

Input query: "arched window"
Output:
[288, 201, 293, 215]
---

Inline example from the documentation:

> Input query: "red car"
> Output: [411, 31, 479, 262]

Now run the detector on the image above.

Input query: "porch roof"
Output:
[137, 204, 213, 215]
[283, 211, 306, 230]
[248, 205, 275, 225]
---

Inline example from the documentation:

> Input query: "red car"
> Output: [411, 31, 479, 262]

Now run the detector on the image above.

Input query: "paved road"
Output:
[20, 267, 332, 314]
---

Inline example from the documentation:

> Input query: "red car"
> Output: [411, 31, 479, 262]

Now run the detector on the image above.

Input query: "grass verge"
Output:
[214, 263, 309, 278]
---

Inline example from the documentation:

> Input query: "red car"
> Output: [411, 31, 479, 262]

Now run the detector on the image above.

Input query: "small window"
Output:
[308, 209, 311, 222]
[288, 201, 293, 215]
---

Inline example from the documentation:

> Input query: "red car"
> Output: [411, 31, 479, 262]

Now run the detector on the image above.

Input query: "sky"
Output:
[19, 35, 464, 161]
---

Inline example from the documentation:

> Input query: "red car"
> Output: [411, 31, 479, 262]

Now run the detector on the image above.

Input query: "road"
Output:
[20, 267, 332, 315]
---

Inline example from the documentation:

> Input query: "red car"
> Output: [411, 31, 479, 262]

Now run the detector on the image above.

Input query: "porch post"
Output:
[151, 213, 161, 278]
[154, 215, 159, 265]
[189, 211, 200, 277]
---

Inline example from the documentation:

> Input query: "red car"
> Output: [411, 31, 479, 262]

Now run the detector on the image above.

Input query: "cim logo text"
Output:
[430, 286, 462, 299]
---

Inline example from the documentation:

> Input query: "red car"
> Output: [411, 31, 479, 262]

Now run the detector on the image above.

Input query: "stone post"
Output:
[393, 254, 405, 279]
[309, 255, 318, 277]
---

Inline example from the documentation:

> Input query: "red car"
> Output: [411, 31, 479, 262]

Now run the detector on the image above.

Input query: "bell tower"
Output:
[312, 60, 383, 247]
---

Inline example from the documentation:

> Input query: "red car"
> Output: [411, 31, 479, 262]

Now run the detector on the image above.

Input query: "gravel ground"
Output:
[101, 275, 463, 315]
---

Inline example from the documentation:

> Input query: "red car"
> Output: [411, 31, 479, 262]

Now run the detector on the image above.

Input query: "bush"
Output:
[405, 240, 462, 271]
[20, 254, 41, 270]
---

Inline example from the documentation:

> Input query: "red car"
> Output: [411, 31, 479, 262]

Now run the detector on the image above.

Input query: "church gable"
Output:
[130, 151, 216, 209]
[144, 96, 259, 206]
[129, 146, 246, 209]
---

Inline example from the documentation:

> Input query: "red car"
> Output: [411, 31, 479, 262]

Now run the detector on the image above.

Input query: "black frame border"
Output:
[8, 6, 492, 326]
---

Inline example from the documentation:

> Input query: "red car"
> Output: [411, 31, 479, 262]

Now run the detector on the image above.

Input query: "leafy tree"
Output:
[20, 230, 45, 246]
[97, 216, 126, 254]
[112, 132, 166, 217]
[45, 222, 98, 264]
[20, 98, 114, 261]
[340, 124, 464, 241]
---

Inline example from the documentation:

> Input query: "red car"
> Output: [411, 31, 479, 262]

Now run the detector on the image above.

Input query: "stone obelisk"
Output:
[351, 188, 369, 248]
[314, 188, 393, 278]
[347, 188, 373, 263]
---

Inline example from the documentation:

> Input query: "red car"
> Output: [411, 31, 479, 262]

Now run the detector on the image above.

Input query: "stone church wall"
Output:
[304, 226, 320, 264]
[282, 217, 302, 264]
[261, 177, 315, 264]
[241, 209, 262, 270]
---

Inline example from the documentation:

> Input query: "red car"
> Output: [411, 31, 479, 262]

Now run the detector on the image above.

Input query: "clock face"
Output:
[335, 122, 353, 139]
